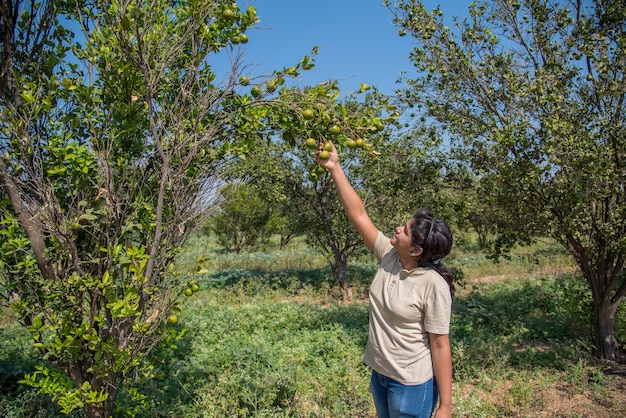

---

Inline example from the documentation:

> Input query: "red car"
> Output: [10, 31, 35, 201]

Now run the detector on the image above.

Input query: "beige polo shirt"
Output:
[363, 231, 452, 385]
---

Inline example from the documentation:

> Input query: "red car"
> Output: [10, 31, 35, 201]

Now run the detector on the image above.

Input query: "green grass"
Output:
[1, 233, 625, 417]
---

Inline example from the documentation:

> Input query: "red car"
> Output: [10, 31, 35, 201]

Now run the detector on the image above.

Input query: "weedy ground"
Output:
[1, 234, 625, 417]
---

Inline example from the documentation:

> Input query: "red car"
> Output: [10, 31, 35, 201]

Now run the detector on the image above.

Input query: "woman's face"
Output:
[390, 219, 417, 254]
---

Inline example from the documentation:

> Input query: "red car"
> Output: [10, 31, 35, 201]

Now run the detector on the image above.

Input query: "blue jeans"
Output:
[370, 370, 438, 418]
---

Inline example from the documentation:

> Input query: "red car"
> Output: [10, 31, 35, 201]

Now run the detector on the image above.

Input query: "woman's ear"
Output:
[409, 247, 423, 257]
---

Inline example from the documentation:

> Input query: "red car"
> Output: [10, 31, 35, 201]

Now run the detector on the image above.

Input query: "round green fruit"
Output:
[323, 142, 333, 152]
[239, 75, 250, 86]
[308, 172, 318, 182]
[191, 283, 200, 292]
[319, 150, 330, 160]
[303, 109, 314, 120]
[266, 80, 277, 93]
[251, 86, 262, 98]
[184, 288, 193, 297]
[346, 139, 357, 148]
[239, 34, 248, 43]
[222, 9, 235, 20]
[328, 125, 340, 135]
[355, 138, 365, 148]
[167, 315, 178, 325]
[305, 138, 317, 149]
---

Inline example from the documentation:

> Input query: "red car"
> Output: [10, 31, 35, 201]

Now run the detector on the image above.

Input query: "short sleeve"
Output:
[424, 286, 452, 335]
[373, 231, 393, 262]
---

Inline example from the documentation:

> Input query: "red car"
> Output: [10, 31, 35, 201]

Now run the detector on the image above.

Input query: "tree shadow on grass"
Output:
[0, 327, 81, 418]
[451, 274, 594, 377]
[202, 263, 377, 295]
[129, 269, 602, 416]
[3, 269, 601, 417]
[117, 265, 376, 417]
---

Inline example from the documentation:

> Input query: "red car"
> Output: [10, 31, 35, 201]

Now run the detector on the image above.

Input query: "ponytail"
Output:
[411, 209, 455, 298]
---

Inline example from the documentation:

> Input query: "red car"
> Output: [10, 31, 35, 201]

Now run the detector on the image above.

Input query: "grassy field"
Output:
[1, 233, 625, 417]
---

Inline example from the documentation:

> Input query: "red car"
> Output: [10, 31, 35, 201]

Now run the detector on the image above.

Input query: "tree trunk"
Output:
[67, 365, 116, 418]
[340, 283, 353, 304]
[593, 299, 618, 360]
[570, 242, 624, 361]
[84, 404, 108, 418]
[331, 253, 352, 303]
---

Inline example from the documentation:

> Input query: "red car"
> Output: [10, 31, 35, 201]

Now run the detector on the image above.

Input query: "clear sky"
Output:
[232, 0, 471, 96]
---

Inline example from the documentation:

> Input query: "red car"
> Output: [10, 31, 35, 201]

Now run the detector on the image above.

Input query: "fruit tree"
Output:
[0, 0, 330, 415]
[387, 0, 626, 360]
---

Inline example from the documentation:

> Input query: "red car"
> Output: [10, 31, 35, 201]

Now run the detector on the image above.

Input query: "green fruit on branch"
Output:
[319, 150, 330, 160]
[303, 109, 314, 120]
[222, 8, 235, 20]
[305, 138, 317, 149]
[372, 118, 384, 131]
[323, 142, 333, 152]
[266, 80, 277, 93]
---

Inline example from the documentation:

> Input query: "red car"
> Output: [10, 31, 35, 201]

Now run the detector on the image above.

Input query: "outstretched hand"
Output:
[316, 141, 339, 172]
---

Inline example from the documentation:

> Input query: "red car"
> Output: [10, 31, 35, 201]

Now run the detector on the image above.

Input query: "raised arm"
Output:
[316, 142, 378, 252]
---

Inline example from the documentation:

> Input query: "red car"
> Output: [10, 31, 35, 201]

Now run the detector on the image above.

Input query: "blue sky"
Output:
[232, 0, 471, 96]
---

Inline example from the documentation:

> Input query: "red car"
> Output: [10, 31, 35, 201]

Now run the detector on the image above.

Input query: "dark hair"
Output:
[410, 208, 455, 297]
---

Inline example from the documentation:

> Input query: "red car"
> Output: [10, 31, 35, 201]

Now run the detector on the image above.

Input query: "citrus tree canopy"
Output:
[0, 0, 346, 415]
[387, 0, 626, 360]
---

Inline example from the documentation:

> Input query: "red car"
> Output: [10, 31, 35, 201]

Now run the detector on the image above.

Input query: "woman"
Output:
[317, 142, 454, 418]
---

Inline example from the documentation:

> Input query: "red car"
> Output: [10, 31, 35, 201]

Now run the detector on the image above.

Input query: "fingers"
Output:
[315, 141, 335, 165]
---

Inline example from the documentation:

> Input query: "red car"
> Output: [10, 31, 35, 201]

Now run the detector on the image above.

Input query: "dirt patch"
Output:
[456, 372, 626, 417]
[453, 272, 626, 417]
